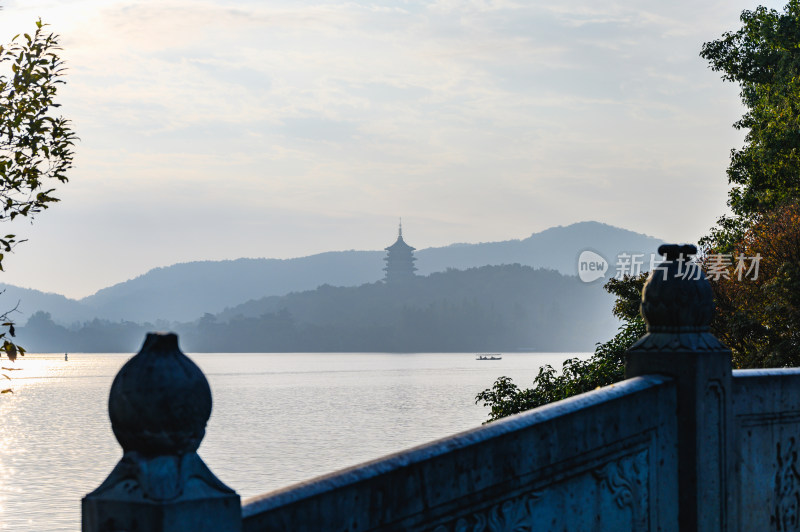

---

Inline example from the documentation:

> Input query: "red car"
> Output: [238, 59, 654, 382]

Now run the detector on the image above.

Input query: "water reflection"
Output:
[0, 351, 579, 531]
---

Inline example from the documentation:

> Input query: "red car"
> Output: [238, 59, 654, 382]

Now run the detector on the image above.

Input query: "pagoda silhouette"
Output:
[383, 220, 417, 283]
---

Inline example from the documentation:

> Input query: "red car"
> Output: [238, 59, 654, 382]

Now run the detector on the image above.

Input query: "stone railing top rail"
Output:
[732, 368, 800, 378]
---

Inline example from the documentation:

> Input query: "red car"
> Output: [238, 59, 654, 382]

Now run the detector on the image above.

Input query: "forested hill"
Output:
[17, 264, 618, 352]
[7, 220, 661, 325]
[192, 264, 617, 353]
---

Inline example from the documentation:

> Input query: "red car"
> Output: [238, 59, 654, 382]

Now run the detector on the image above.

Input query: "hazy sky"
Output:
[0, 0, 784, 298]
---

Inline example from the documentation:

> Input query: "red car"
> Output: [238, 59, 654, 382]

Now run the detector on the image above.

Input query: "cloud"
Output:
[0, 0, 783, 296]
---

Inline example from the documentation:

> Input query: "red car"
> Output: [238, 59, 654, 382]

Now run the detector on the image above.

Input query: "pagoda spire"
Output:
[384, 220, 417, 283]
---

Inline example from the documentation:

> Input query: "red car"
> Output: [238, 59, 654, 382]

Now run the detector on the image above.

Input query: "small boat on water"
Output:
[475, 354, 502, 360]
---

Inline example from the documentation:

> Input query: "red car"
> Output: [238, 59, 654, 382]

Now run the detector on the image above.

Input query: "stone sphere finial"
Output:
[108, 332, 212, 456]
[640, 244, 714, 333]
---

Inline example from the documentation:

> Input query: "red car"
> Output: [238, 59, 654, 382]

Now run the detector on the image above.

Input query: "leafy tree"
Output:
[0, 19, 75, 371]
[705, 201, 800, 368]
[700, 1, 800, 251]
[697, 1, 800, 368]
[475, 274, 646, 422]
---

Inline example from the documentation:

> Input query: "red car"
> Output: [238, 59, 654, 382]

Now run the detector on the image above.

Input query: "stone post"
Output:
[82, 333, 241, 532]
[626, 244, 734, 532]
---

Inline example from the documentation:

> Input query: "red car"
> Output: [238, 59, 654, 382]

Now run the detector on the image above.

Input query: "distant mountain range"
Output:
[2, 220, 663, 325]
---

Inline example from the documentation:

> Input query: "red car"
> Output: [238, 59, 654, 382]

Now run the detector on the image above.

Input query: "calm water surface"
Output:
[0, 351, 582, 531]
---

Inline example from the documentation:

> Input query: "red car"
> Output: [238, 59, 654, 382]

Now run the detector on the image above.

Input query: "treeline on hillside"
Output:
[19, 313, 162, 353]
[17, 265, 617, 353]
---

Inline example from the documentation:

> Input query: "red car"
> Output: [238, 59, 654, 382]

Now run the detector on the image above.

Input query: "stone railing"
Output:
[82, 244, 800, 531]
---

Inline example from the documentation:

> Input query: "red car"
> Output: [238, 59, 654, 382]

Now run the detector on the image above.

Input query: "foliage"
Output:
[697, 1, 800, 368]
[475, 274, 646, 423]
[699, 1, 800, 251]
[705, 201, 800, 368]
[0, 20, 75, 367]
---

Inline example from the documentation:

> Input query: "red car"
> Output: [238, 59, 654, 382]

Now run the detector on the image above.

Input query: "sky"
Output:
[0, 0, 786, 299]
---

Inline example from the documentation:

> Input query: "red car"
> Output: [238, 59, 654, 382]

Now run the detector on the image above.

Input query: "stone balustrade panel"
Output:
[732, 368, 800, 532]
[242, 375, 678, 532]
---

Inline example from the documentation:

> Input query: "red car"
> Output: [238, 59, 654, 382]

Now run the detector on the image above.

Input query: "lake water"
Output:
[0, 351, 582, 531]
